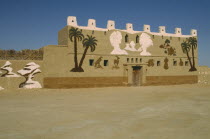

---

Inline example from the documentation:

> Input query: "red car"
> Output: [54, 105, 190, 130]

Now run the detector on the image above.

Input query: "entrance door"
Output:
[132, 66, 141, 86]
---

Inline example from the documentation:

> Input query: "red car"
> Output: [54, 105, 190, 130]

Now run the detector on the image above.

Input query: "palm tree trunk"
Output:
[79, 46, 89, 68]
[186, 51, 193, 69]
[192, 46, 195, 67]
[73, 36, 78, 69]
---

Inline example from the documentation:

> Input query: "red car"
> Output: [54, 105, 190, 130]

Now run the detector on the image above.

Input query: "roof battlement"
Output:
[67, 16, 197, 37]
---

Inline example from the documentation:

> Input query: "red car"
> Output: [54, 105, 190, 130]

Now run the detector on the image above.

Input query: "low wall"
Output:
[0, 77, 25, 89]
[145, 75, 198, 85]
[0, 60, 44, 89]
[44, 77, 128, 88]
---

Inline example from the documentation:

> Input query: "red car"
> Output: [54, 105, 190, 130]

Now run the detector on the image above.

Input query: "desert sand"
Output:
[0, 84, 210, 139]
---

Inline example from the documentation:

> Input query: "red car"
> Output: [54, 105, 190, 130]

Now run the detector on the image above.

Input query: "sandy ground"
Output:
[0, 85, 210, 139]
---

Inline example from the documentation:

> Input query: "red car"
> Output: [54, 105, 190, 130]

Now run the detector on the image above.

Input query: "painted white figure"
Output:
[138, 33, 153, 56]
[0, 71, 3, 90]
[110, 31, 128, 55]
[0, 61, 20, 77]
[124, 41, 137, 51]
[0, 86, 4, 90]
[17, 62, 42, 89]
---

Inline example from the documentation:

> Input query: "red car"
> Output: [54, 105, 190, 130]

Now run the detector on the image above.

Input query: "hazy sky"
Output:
[0, 0, 209, 66]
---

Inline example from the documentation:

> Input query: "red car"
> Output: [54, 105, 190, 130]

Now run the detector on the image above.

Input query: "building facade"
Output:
[43, 16, 199, 88]
[0, 16, 200, 89]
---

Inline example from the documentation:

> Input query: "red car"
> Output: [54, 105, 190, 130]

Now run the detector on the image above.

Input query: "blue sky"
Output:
[0, 0, 209, 66]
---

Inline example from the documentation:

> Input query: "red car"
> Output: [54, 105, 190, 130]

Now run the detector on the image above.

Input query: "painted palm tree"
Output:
[69, 27, 84, 72]
[164, 39, 170, 47]
[181, 41, 193, 71]
[78, 35, 97, 72]
[188, 37, 197, 71]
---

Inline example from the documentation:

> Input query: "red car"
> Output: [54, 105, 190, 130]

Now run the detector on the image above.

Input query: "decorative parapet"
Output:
[88, 19, 96, 29]
[159, 26, 166, 34]
[191, 29, 197, 36]
[143, 25, 151, 32]
[107, 20, 115, 30]
[66, 16, 197, 37]
[175, 28, 182, 35]
[126, 23, 133, 31]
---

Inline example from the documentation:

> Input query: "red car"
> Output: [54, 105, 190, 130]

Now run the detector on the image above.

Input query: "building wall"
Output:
[0, 60, 43, 89]
[43, 44, 198, 88]
[53, 25, 199, 88]
[0, 21, 199, 89]
[198, 66, 210, 85]
[58, 25, 198, 59]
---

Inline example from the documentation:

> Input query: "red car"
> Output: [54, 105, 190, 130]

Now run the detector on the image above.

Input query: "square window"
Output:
[136, 58, 138, 63]
[157, 61, 161, 66]
[173, 61, 177, 66]
[89, 59, 94, 66]
[185, 61, 189, 66]
[104, 60, 108, 66]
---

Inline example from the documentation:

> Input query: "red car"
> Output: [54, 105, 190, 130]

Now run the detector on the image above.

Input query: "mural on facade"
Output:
[109, 32, 153, 56]
[110, 31, 128, 55]
[124, 41, 137, 51]
[0, 71, 3, 90]
[78, 35, 98, 72]
[179, 58, 184, 66]
[94, 56, 103, 69]
[138, 33, 153, 56]
[112, 56, 120, 69]
[69, 27, 84, 72]
[159, 39, 176, 56]
[17, 62, 42, 89]
[147, 59, 154, 67]
[0, 61, 20, 77]
[181, 37, 197, 71]
[164, 58, 169, 70]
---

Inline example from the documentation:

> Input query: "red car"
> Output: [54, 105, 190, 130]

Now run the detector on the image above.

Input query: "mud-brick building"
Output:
[42, 16, 199, 88]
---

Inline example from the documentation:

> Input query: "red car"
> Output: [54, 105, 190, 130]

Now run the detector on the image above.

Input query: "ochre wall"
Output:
[145, 75, 198, 85]
[0, 25, 199, 89]
[42, 44, 198, 88]
[43, 77, 127, 88]
[58, 25, 198, 60]
[0, 60, 43, 89]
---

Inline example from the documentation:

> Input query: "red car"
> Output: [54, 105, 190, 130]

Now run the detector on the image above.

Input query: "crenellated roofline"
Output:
[67, 16, 197, 37]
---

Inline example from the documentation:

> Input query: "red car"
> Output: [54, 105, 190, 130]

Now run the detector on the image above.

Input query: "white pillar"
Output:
[126, 23, 133, 31]
[159, 26, 166, 34]
[67, 16, 77, 26]
[144, 25, 151, 32]
[88, 19, 96, 29]
[107, 20, 115, 30]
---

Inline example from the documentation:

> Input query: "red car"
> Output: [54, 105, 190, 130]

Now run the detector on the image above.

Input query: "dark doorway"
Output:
[132, 66, 142, 86]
